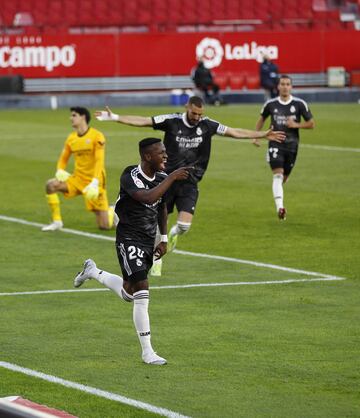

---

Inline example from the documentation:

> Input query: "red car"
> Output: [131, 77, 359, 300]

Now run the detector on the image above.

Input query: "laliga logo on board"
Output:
[196, 38, 224, 69]
[196, 37, 278, 68]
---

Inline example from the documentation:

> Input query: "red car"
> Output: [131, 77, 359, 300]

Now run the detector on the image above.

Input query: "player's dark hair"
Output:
[70, 107, 91, 123]
[188, 96, 204, 108]
[278, 74, 292, 84]
[139, 137, 162, 155]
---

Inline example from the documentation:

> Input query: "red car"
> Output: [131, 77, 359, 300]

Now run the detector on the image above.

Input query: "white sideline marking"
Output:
[0, 288, 109, 296]
[0, 277, 346, 297]
[0, 215, 346, 282]
[0, 361, 189, 418]
[173, 249, 342, 279]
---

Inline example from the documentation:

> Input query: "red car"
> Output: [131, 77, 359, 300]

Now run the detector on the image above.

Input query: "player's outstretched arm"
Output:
[95, 106, 153, 127]
[263, 129, 286, 142]
[225, 126, 286, 143]
[131, 167, 192, 205]
[252, 116, 266, 147]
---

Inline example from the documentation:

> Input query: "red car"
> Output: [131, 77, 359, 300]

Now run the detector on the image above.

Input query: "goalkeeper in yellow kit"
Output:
[42, 107, 113, 231]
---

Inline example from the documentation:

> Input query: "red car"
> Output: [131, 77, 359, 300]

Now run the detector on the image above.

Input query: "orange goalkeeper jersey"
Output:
[57, 127, 106, 183]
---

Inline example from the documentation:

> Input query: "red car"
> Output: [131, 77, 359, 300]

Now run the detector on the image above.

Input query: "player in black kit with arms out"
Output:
[95, 96, 285, 275]
[73, 138, 191, 365]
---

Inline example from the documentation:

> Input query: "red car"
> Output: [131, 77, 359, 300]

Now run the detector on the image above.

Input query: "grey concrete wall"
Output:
[0, 88, 359, 110]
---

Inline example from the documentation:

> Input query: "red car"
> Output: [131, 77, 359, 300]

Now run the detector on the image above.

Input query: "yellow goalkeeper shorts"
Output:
[64, 175, 109, 212]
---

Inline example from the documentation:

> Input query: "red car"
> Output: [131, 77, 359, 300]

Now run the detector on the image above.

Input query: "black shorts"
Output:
[267, 145, 298, 176]
[115, 241, 153, 283]
[166, 181, 199, 215]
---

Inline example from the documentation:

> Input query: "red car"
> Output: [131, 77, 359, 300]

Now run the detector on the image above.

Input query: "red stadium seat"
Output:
[313, 0, 328, 12]
[213, 73, 229, 90]
[13, 12, 34, 26]
[228, 72, 246, 90]
[350, 70, 360, 86]
[245, 73, 260, 89]
[271, 21, 284, 31]
[0, 0, 354, 33]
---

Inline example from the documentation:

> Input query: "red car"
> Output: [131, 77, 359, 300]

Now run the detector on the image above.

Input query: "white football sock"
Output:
[94, 269, 132, 301]
[272, 173, 284, 211]
[133, 290, 154, 355]
[170, 221, 191, 237]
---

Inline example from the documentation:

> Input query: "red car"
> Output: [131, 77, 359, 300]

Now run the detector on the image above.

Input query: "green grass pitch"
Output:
[0, 103, 359, 418]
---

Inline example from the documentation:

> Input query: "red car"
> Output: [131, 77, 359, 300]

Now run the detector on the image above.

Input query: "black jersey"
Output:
[152, 113, 227, 183]
[261, 95, 313, 149]
[115, 165, 167, 247]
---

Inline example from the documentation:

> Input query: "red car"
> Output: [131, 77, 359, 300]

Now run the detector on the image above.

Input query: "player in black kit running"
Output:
[95, 96, 285, 273]
[73, 137, 191, 365]
[254, 75, 315, 220]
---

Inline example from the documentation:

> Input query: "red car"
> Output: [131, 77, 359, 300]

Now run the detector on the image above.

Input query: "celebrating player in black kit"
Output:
[73, 137, 191, 365]
[95, 96, 285, 274]
[254, 75, 315, 220]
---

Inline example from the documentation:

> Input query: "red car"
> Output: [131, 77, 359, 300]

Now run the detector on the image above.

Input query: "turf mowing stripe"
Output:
[0, 215, 346, 281]
[153, 277, 346, 287]
[0, 276, 346, 297]
[213, 137, 360, 152]
[300, 144, 360, 152]
[3, 132, 360, 153]
[0, 361, 190, 418]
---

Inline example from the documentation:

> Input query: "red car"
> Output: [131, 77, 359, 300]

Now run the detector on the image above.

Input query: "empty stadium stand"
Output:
[1, 0, 358, 101]
[0, 0, 359, 33]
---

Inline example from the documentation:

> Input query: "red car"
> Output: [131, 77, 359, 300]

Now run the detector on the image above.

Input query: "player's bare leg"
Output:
[95, 210, 113, 230]
[42, 179, 67, 231]
[108, 205, 118, 227]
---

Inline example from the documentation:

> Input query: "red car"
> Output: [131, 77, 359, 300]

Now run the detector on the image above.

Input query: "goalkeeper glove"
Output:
[55, 169, 71, 182]
[83, 178, 99, 200]
[95, 110, 120, 122]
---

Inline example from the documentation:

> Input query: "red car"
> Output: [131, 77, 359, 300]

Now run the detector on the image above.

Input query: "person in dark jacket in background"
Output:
[192, 58, 221, 105]
[260, 54, 279, 99]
